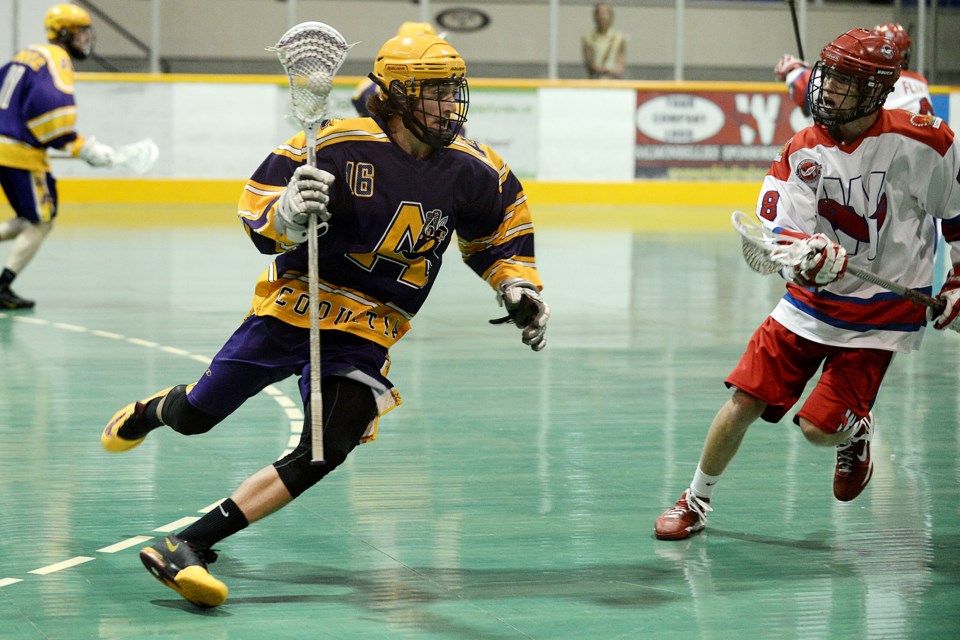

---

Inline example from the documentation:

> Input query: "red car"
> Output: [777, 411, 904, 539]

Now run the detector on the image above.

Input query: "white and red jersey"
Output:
[883, 70, 934, 115]
[756, 109, 960, 353]
[784, 66, 934, 116]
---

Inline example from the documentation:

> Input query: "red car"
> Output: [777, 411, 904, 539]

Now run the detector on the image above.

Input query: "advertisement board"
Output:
[635, 90, 810, 180]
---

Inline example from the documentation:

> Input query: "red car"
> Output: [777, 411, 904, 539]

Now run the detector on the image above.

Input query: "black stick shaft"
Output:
[787, 0, 805, 60]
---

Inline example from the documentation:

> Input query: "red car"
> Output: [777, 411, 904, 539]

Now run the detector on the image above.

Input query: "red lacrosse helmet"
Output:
[807, 28, 901, 127]
[871, 23, 912, 69]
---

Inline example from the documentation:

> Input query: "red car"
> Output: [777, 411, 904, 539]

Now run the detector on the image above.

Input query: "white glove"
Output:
[275, 165, 335, 243]
[78, 136, 115, 167]
[928, 269, 960, 331]
[490, 278, 550, 351]
[774, 53, 807, 81]
[792, 234, 847, 288]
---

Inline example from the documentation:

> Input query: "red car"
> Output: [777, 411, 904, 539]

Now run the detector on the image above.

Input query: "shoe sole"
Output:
[139, 548, 228, 608]
[101, 403, 146, 453]
[654, 522, 705, 541]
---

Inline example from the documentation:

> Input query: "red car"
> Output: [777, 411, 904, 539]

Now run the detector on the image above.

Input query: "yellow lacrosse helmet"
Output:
[372, 34, 466, 99]
[370, 34, 469, 148]
[44, 3, 92, 41]
[396, 22, 437, 38]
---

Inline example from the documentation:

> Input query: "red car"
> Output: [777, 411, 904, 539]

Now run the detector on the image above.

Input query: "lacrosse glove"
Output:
[78, 136, 115, 167]
[489, 278, 550, 351]
[791, 234, 847, 289]
[276, 165, 335, 243]
[929, 267, 960, 331]
[774, 54, 807, 81]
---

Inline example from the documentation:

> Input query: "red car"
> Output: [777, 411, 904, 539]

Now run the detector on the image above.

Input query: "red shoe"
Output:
[834, 412, 874, 502]
[654, 489, 712, 540]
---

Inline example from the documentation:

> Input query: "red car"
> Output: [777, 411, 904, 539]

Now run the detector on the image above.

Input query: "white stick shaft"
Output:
[306, 124, 324, 463]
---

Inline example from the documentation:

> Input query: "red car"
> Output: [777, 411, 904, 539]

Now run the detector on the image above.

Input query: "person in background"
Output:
[352, 22, 440, 118]
[775, 22, 933, 116]
[582, 3, 626, 79]
[655, 28, 960, 541]
[102, 32, 549, 608]
[0, 3, 117, 309]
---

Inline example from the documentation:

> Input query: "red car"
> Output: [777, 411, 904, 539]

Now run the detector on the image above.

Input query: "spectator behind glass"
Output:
[582, 3, 626, 79]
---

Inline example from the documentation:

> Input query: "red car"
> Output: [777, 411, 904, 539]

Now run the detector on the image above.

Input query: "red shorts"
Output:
[726, 317, 893, 433]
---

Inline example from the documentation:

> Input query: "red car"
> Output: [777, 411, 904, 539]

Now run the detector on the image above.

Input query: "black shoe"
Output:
[139, 534, 228, 607]
[0, 287, 34, 310]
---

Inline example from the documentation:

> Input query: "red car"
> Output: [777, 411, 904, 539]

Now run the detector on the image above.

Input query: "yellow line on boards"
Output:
[35, 179, 756, 231]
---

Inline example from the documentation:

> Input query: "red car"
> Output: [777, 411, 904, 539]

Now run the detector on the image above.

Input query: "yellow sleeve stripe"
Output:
[457, 194, 535, 256]
[317, 129, 390, 148]
[27, 106, 78, 143]
[481, 258, 542, 288]
[243, 181, 284, 197]
[448, 139, 500, 174]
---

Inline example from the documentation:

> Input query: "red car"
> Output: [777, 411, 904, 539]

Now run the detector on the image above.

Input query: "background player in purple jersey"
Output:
[0, 4, 118, 309]
[101, 32, 549, 608]
[654, 28, 960, 541]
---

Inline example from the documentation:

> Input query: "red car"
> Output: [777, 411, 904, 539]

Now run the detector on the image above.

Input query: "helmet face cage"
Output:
[807, 29, 900, 128]
[388, 76, 469, 148]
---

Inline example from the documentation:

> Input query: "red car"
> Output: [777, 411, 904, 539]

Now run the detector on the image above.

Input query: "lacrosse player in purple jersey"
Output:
[655, 28, 960, 541]
[0, 4, 117, 309]
[101, 33, 549, 608]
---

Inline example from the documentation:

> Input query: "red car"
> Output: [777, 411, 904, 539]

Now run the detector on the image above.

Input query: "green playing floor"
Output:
[1, 206, 958, 640]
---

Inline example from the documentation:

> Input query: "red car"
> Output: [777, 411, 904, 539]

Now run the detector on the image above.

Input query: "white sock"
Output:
[690, 466, 721, 499]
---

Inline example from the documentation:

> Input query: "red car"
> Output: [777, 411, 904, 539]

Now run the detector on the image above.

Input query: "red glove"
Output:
[792, 234, 847, 289]
[930, 267, 960, 330]
[774, 54, 807, 81]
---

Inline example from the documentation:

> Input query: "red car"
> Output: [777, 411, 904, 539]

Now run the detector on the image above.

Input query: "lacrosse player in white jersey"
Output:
[775, 22, 934, 117]
[655, 28, 960, 540]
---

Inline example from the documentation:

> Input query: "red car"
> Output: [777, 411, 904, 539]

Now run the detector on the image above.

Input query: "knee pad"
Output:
[274, 377, 377, 498]
[161, 384, 224, 435]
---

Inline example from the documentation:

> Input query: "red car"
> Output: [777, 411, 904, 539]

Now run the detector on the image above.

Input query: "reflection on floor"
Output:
[1, 210, 958, 640]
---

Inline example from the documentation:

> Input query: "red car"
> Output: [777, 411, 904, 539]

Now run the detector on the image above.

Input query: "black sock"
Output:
[116, 396, 165, 439]
[178, 498, 249, 550]
[140, 396, 166, 428]
[0, 268, 15, 290]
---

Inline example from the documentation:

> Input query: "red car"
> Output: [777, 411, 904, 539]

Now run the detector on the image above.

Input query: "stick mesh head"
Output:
[731, 211, 808, 275]
[271, 22, 349, 125]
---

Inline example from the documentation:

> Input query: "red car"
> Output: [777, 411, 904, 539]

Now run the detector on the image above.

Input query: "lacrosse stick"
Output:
[732, 211, 948, 318]
[785, 0, 805, 61]
[50, 138, 159, 174]
[272, 22, 350, 464]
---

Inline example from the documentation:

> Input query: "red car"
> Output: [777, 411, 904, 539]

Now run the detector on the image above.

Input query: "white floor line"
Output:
[29, 557, 96, 575]
[0, 314, 302, 591]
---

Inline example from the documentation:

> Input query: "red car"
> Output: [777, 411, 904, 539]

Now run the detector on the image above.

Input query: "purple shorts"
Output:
[0, 166, 58, 223]
[188, 313, 391, 418]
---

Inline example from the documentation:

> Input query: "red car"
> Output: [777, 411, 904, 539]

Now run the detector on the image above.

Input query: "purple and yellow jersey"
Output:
[0, 44, 85, 171]
[237, 115, 541, 349]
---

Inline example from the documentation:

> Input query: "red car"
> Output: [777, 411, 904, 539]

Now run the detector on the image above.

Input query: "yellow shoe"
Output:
[101, 386, 173, 453]
[139, 535, 228, 608]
